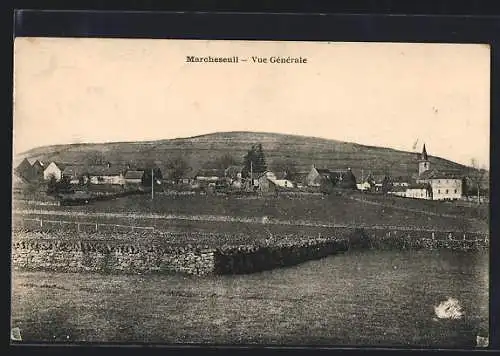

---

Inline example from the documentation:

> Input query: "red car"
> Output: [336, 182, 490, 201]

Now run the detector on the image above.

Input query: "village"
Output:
[13, 143, 487, 205]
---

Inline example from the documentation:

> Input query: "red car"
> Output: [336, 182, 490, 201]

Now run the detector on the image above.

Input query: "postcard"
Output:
[11, 38, 490, 348]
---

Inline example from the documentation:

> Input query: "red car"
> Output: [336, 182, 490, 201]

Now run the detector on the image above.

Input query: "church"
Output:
[415, 144, 463, 200]
[389, 144, 463, 201]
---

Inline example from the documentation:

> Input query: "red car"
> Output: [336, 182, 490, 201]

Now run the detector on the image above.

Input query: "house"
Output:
[306, 165, 333, 187]
[257, 173, 278, 194]
[306, 165, 357, 189]
[388, 186, 408, 198]
[31, 160, 46, 180]
[293, 171, 310, 188]
[356, 181, 371, 191]
[255, 170, 294, 189]
[62, 165, 85, 185]
[195, 169, 226, 183]
[392, 176, 410, 187]
[124, 170, 145, 185]
[84, 163, 127, 185]
[415, 145, 462, 201]
[390, 183, 431, 199]
[405, 183, 431, 199]
[15, 158, 35, 181]
[43, 162, 65, 181]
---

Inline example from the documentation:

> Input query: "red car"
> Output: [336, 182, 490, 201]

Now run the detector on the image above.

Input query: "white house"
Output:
[43, 162, 65, 181]
[405, 184, 431, 199]
[357, 182, 371, 191]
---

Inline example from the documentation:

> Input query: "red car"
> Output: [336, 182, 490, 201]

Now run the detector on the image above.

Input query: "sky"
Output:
[13, 38, 490, 168]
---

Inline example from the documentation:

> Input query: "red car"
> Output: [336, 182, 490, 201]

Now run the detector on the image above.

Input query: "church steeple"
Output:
[418, 144, 430, 176]
[421, 144, 428, 161]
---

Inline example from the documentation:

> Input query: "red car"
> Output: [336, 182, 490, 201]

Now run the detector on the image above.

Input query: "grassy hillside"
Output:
[15, 131, 479, 180]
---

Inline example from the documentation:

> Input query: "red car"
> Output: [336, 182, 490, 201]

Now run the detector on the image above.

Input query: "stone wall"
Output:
[213, 238, 349, 274]
[11, 228, 488, 276]
[12, 239, 216, 276]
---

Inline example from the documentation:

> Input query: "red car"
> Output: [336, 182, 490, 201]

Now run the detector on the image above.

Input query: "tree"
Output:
[468, 158, 488, 203]
[89, 152, 105, 165]
[141, 167, 163, 186]
[320, 177, 334, 195]
[203, 154, 239, 170]
[56, 175, 73, 194]
[243, 144, 267, 177]
[167, 157, 190, 182]
[46, 175, 58, 195]
[382, 175, 393, 195]
[271, 159, 298, 180]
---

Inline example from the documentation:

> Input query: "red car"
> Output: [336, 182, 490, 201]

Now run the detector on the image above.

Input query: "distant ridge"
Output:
[15, 131, 479, 180]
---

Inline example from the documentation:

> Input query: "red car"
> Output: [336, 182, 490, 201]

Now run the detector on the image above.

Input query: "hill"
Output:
[14, 131, 484, 182]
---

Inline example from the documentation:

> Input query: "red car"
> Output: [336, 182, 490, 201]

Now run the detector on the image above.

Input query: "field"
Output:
[13, 192, 488, 236]
[11, 249, 488, 346]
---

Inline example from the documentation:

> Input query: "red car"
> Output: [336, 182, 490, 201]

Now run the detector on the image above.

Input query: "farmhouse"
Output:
[392, 176, 410, 187]
[15, 158, 35, 181]
[84, 163, 127, 185]
[124, 170, 145, 185]
[31, 160, 46, 180]
[306, 165, 332, 187]
[62, 165, 85, 184]
[356, 181, 371, 191]
[257, 173, 278, 195]
[306, 165, 357, 189]
[195, 169, 226, 183]
[390, 183, 431, 199]
[43, 162, 65, 181]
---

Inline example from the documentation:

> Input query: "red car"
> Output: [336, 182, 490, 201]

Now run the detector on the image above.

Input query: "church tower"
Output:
[418, 144, 430, 176]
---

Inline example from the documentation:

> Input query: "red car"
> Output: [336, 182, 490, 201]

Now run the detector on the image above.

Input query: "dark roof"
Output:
[407, 183, 429, 189]
[389, 186, 407, 192]
[32, 160, 45, 168]
[15, 158, 33, 175]
[62, 164, 126, 176]
[315, 168, 331, 175]
[124, 170, 145, 180]
[418, 169, 461, 180]
[392, 176, 411, 183]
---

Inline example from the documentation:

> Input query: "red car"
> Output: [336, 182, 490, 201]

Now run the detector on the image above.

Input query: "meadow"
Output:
[13, 192, 488, 234]
[11, 249, 488, 346]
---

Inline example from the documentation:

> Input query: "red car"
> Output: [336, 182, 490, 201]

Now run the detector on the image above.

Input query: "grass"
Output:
[352, 192, 489, 222]
[11, 249, 489, 346]
[13, 193, 488, 234]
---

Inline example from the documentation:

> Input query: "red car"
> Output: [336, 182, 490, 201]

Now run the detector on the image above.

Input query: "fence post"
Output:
[77, 223, 80, 233]
[463, 233, 466, 241]
[95, 223, 98, 232]
[40, 219, 43, 228]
